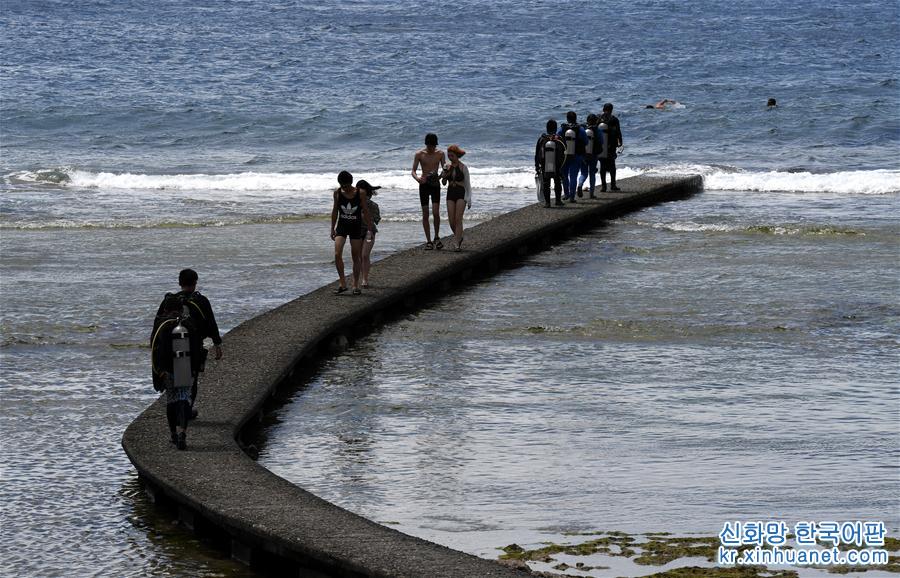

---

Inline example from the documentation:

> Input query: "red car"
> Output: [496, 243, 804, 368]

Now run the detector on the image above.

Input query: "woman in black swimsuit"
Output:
[330, 171, 374, 295]
[440, 144, 471, 251]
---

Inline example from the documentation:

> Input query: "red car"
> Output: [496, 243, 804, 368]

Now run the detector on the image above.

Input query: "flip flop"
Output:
[352, 288, 362, 295]
[425, 242, 434, 250]
[435, 237, 443, 250]
[334, 286, 348, 295]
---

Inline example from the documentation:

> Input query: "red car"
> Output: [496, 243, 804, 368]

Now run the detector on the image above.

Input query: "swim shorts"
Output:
[335, 222, 363, 239]
[419, 182, 440, 205]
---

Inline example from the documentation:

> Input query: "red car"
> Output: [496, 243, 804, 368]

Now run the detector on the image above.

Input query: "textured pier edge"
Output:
[123, 175, 703, 577]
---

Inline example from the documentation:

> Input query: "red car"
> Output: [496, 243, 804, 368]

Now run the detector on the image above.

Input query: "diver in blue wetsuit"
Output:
[557, 111, 588, 203]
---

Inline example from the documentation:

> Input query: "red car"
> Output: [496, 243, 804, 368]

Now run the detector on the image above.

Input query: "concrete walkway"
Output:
[123, 175, 702, 577]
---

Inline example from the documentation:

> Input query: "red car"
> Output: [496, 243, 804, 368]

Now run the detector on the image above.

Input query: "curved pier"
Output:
[122, 175, 703, 577]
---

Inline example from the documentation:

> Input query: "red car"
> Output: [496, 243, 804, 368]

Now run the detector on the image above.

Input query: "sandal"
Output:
[434, 237, 443, 250]
[425, 242, 434, 250]
[334, 286, 348, 295]
[362, 283, 370, 289]
[352, 288, 362, 295]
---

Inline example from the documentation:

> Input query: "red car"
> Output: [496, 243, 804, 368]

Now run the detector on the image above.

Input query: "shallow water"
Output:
[0, 221, 329, 576]
[259, 190, 900, 563]
[2, 194, 897, 576]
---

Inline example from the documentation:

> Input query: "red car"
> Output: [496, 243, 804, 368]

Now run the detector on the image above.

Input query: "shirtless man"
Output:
[411, 133, 446, 249]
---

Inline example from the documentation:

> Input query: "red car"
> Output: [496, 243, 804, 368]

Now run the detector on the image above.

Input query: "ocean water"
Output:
[1, 0, 898, 576]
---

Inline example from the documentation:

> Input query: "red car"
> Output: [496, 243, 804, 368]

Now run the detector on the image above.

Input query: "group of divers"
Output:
[330, 102, 625, 295]
[150, 104, 625, 450]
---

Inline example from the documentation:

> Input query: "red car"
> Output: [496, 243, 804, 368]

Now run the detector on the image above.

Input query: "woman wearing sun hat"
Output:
[440, 144, 471, 251]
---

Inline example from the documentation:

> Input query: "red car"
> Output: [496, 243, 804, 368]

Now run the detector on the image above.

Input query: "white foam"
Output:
[8, 165, 899, 196]
[638, 221, 867, 237]
[9, 165, 642, 194]
[649, 222, 738, 233]
[704, 168, 900, 195]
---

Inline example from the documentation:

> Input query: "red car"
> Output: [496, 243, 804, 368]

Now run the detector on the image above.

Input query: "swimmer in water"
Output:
[646, 99, 681, 109]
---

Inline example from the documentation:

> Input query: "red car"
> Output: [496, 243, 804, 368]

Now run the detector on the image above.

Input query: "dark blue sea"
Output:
[1, 1, 898, 576]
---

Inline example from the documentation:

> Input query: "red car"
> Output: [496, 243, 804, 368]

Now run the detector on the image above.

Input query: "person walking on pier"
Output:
[331, 171, 374, 295]
[411, 133, 446, 250]
[535, 119, 565, 207]
[577, 113, 602, 199]
[151, 268, 223, 450]
[440, 144, 471, 251]
[558, 111, 588, 202]
[598, 103, 623, 192]
[356, 179, 381, 288]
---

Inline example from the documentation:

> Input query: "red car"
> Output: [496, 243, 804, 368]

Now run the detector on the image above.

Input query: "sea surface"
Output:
[1, 0, 898, 576]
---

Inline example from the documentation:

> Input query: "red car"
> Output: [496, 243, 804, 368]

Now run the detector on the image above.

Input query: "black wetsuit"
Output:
[535, 133, 564, 205]
[598, 113, 623, 189]
[153, 290, 222, 437]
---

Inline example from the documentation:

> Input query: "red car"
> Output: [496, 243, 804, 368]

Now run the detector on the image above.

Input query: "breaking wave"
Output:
[7, 165, 898, 195]
[641, 221, 867, 237]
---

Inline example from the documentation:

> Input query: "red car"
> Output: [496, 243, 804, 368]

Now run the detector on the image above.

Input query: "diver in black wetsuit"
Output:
[598, 103, 623, 192]
[152, 268, 223, 449]
[535, 119, 565, 207]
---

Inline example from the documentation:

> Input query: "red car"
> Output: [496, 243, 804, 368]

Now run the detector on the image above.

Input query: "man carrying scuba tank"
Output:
[577, 113, 602, 199]
[535, 119, 566, 208]
[557, 111, 588, 203]
[150, 268, 223, 450]
[598, 103, 624, 192]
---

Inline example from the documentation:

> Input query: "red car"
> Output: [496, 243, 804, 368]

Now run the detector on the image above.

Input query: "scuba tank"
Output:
[564, 126, 576, 156]
[543, 138, 559, 176]
[585, 127, 596, 155]
[598, 122, 609, 158]
[171, 317, 193, 388]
